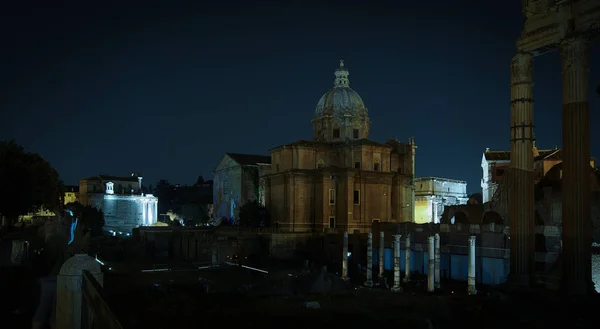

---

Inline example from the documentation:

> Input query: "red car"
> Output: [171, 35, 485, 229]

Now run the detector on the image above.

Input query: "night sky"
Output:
[1, 1, 599, 194]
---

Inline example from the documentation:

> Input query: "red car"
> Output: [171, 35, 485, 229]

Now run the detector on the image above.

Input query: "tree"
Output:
[0, 140, 64, 226]
[65, 202, 105, 237]
[238, 200, 270, 228]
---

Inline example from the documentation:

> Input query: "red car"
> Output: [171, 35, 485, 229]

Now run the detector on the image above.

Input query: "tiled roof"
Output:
[226, 153, 271, 166]
[82, 175, 139, 182]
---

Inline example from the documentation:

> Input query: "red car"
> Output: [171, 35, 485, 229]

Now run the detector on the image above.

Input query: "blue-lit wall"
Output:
[373, 248, 507, 285]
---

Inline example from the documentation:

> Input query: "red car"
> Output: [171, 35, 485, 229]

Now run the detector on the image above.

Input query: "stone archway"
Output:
[453, 212, 469, 225]
[482, 211, 503, 225]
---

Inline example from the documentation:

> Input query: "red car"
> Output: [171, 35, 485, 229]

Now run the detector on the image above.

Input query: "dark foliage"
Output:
[0, 140, 64, 225]
[65, 202, 105, 237]
[238, 200, 270, 227]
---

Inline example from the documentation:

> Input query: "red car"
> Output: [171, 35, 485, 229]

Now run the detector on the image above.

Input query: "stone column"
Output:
[403, 233, 411, 283]
[342, 231, 349, 281]
[56, 254, 103, 329]
[434, 233, 441, 289]
[427, 236, 435, 292]
[560, 37, 593, 295]
[379, 231, 385, 279]
[508, 52, 535, 290]
[391, 234, 403, 292]
[365, 232, 373, 287]
[468, 236, 477, 295]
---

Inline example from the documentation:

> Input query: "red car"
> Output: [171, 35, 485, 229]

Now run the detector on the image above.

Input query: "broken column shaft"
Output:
[379, 231, 385, 278]
[560, 37, 593, 295]
[392, 234, 402, 292]
[468, 236, 477, 295]
[365, 232, 373, 287]
[342, 232, 349, 281]
[434, 233, 441, 289]
[427, 236, 435, 292]
[404, 234, 411, 283]
[508, 52, 536, 289]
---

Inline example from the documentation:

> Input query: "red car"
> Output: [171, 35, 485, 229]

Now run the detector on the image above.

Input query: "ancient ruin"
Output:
[509, 0, 600, 294]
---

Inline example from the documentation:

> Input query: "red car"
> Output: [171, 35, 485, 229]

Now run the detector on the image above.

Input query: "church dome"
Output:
[312, 60, 370, 142]
[314, 60, 367, 117]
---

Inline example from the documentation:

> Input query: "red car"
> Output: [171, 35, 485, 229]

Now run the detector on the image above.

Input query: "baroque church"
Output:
[263, 60, 416, 233]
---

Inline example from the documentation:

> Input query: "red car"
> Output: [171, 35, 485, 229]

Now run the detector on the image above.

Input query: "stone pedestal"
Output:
[342, 232, 349, 281]
[404, 234, 411, 283]
[365, 232, 373, 287]
[508, 52, 536, 290]
[378, 231, 385, 279]
[427, 236, 435, 292]
[560, 37, 594, 295]
[56, 254, 103, 329]
[468, 236, 477, 295]
[434, 233, 441, 289]
[391, 235, 402, 292]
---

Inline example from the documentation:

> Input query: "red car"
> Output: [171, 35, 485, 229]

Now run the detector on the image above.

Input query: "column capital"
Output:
[510, 52, 534, 85]
[468, 235, 476, 246]
[560, 37, 589, 70]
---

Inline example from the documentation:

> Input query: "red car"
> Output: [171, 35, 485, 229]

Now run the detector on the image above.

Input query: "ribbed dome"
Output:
[315, 87, 366, 117]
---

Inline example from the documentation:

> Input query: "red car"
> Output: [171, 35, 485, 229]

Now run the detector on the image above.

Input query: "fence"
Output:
[81, 270, 123, 329]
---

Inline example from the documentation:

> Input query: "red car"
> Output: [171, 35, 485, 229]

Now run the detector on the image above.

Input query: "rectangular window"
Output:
[353, 189, 360, 204]
[329, 217, 335, 229]
[329, 189, 335, 205]
[353, 129, 359, 139]
[374, 163, 380, 171]
[333, 129, 340, 138]
[354, 162, 361, 169]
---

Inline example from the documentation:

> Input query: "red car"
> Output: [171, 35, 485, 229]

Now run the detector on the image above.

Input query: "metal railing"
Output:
[82, 271, 123, 329]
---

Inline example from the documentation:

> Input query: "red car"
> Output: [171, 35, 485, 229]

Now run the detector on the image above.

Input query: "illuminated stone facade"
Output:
[80, 174, 158, 233]
[213, 153, 271, 223]
[481, 147, 596, 203]
[414, 177, 468, 224]
[265, 61, 416, 233]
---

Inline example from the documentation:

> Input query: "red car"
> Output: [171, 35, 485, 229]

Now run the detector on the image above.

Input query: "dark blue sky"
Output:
[1, 1, 599, 193]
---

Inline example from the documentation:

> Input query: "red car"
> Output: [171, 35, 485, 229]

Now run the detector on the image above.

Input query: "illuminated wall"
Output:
[88, 193, 158, 233]
[414, 197, 432, 224]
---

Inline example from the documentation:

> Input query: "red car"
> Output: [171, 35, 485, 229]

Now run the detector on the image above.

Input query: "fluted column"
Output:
[560, 37, 593, 295]
[404, 233, 411, 283]
[365, 232, 373, 287]
[391, 235, 402, 292]
[342, 232, 349, 281]
[379, 231, 385, 279]
[508, 52, 536, 289]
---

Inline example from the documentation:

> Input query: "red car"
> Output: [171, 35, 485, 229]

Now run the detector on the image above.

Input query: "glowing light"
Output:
[141, 268, 170, 272]
[68, 218, 78, 245]
[95, 257, 105, 266]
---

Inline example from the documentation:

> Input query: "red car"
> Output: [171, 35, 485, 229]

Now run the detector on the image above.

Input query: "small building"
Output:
[414, 177, 468, 224]
[80, 174, 158, 234]
[212, 153, 271, 223]
[64, 185, 79, 205]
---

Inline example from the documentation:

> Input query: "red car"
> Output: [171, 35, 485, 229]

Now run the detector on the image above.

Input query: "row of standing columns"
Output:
[342, 232, 477, 295]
